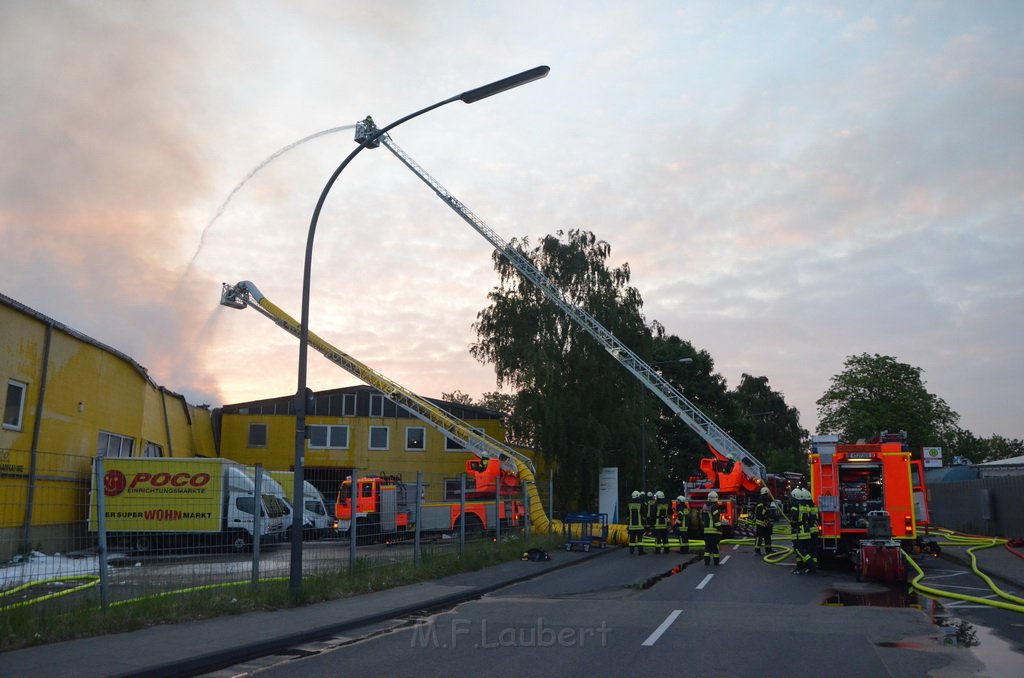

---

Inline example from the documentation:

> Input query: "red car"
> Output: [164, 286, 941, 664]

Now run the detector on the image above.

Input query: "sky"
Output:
[1, 1, 1022, 443]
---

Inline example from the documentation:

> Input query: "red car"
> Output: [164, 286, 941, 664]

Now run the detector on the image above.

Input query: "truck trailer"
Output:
[89, 457, 289, 553]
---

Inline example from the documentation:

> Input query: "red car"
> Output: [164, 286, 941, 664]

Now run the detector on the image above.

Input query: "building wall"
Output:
[217, 407, 536, 504]
[1, 296, 215, 559]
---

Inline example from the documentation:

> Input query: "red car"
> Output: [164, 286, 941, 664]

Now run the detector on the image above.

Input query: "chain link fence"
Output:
[1, 448, 545, 617]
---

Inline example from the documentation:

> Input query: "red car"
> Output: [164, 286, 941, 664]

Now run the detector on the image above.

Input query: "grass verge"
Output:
[0, 533, 564, 653]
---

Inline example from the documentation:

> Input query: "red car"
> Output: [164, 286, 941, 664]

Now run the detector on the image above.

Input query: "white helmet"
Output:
[707, 491, 719, 502]
[655, 490, 665, 500]
[803, 488, 814, 501]
[631, 490, 641, 499]
[760, 487, 769, 495]
[677, 495, 685, 503]
[791, 488, 802, 500]
[647, 492, 654, 498]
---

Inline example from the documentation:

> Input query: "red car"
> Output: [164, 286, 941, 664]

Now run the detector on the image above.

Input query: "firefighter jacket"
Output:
[753, 500, 771, 528]
[799, 502, 820, 536]
[672, 503, 689, 531]
[653, 500, 669, 530]
[627, 501, 646, 531]
[643, 499, 656, 529]
[791, 502, 812, 539]
[701, 503, 723, 535]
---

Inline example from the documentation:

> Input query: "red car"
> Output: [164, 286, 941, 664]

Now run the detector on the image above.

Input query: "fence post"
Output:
[349, 470, 358, 571]
[459, 473, 466, 556]
[495, 472, 501, 543]
[94, 454, 109, 610]
[414, 471, 422, 566]
[252, 464, 262, 588]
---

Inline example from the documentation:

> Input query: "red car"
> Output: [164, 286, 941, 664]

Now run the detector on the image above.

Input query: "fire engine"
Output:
[333, 459, 524, 542]
[809, 432, 934, 557]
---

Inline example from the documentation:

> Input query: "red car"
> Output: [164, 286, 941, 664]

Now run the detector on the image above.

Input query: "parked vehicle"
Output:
[89, 457, 288, 553]
[268, 471, 332, 539]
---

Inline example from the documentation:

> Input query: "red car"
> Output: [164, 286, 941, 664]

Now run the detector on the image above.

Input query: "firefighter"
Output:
[789, 487, 811, 574]
[643, 491, 656, 549]
[702, 491, 723, 566]
[627, 490, 647, 555]
[799, 488, 819, 573]
[674, 494, 690, 554]
[652, 491, 670, 553]
[753, 486, 774, 556]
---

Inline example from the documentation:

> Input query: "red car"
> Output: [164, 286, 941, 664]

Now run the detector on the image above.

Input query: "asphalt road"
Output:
[200, 543, 1007, 677]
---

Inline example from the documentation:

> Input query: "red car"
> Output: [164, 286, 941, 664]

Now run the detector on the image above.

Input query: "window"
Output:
[445, 427, 484, 451]
[444, 476, 477, 501]
[143, 442, 164, 458]
[342, 394, 356, 417]
[98, 431, 134, 458]
[248, 423, 268, 448]
[3, 380, 26, 431]
[369, 426, 389, 450]
[405, 427, 426, 451]
[369, 394, 384, 417]
[309, 424, 349, 449]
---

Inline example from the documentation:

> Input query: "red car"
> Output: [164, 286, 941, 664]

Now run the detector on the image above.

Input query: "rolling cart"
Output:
[563, 512, 608, 552]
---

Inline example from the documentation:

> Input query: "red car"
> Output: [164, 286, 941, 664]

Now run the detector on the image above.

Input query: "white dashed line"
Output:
[696, 573, 714, 590]
[642, 609, 682, 646]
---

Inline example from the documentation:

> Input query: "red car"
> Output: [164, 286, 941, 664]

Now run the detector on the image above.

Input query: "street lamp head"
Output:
[460, 65, 550, 104]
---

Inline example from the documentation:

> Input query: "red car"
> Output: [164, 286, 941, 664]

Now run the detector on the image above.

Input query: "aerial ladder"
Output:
[219, 280, 625, 543]
[356, 119, 767, 489]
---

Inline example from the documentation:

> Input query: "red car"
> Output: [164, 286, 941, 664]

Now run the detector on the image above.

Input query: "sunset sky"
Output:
[2, 1, 1021, 442]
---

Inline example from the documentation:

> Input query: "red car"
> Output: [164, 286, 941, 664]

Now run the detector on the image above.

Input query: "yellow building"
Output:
[2, 292, 539, 560]
[217, 387, 537, 507]
[1, 293, 215, 559]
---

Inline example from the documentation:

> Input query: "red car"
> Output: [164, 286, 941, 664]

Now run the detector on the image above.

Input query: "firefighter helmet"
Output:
[655, 490, 665, 500]
[760, 486, 770, 495]
[677, 495, 685, 503]
[791, 488, 801, 500]
[631, 490, 641, 499]
[708, 491, 719, 502]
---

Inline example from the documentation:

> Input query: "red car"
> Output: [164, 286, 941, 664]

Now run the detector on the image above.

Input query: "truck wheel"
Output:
[132, 536, 154, 554]
[456, 514, 484, 539]
[229, 532, 252, 552]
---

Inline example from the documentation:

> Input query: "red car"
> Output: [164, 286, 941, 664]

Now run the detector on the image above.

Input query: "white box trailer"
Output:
[268, 471, 332, 539]
[89, 457, 288, 553]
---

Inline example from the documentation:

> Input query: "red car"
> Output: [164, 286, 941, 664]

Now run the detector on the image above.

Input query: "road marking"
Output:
[732, 544, 740, 550]
[721, 555, 731, 565]
[696, 574, 714, 590]
[642, 609, 682, 646]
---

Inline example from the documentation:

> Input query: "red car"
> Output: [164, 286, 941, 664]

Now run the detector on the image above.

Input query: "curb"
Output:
[120, 546, 613, 677]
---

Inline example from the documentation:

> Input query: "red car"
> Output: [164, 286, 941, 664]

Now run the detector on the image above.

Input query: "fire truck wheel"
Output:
[456, 514, 484, 539]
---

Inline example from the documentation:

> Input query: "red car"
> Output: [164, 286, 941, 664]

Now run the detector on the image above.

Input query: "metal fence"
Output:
[1, 449, 551, 615]
[927, 475, 1024, 539]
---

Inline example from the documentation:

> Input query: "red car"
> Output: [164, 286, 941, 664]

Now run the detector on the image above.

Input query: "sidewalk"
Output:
[936, 540, 1024, 593]
[0, 547, 609, 678]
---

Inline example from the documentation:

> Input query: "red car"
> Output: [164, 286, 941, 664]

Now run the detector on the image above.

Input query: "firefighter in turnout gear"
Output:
[702, 491, 724, 566]
[753, 486, 774, 556]
[799, 488, 819, 573]
[652, 491, 670, 554]
[790, 488, 812, 574]
[644, 492, 656, 534]
[627, 491, 647, 555]
[673, 495, 690, 554]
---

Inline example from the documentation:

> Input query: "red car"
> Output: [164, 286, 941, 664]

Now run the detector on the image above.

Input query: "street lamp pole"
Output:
[640, 357, 693, 493]
[289, 66, 550, 598]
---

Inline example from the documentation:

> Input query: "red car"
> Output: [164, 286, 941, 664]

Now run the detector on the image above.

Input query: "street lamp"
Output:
[640, 358, 693, 492]
[289, 66, 550, 597]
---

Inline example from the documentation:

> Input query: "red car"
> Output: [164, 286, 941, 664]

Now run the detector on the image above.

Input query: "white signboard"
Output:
[922, 447, 943, 468]
[599, 467, 619, 523]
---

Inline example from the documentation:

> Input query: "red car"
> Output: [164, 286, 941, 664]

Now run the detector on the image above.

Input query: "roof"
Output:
[976, 455, 1024, 466]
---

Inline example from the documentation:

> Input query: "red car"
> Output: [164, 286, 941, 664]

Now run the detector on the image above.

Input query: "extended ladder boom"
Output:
[371, 127, 765, 481]
[220, 280, 535, 475]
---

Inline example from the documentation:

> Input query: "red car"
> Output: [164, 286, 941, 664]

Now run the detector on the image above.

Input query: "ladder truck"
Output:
[219, 281, 532, 541]
[355, 119, 768, 524]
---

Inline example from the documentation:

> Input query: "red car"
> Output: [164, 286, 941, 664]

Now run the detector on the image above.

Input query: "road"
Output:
[201, 542, 1018, 677]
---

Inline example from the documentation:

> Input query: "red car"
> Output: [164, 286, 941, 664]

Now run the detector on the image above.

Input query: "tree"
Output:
[816, 353, 960, 451]
[470, 229, 651, 509]
[948, 429, 1024, 464]
[730, 374, 809, 475]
